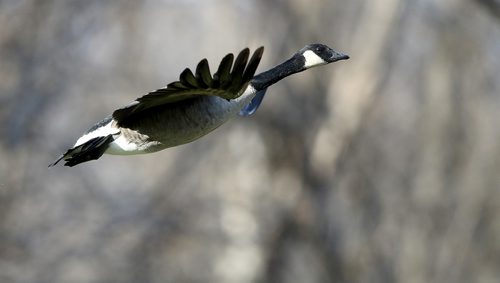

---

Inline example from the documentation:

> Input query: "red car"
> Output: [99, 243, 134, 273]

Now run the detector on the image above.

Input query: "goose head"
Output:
[299, 43, 349, 69]
[250, 43, 349, 91]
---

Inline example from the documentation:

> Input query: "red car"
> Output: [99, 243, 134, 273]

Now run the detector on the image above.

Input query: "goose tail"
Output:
[49, 135, 114, 167]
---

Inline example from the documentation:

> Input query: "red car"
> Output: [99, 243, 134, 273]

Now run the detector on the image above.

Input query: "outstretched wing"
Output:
[112, 47, 264, 124]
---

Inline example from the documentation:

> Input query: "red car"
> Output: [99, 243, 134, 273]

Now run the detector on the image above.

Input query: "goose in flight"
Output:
[50, 43, 349, 167]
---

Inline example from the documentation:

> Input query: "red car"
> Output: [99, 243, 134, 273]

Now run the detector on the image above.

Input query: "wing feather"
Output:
[195, 59, 213, 88]
[112, 47, 264, 124]
[225, 48, 249, 91]
[214, 53, 234, 88]
[179, 68, 199, 88]
[243, 47, 264, 82]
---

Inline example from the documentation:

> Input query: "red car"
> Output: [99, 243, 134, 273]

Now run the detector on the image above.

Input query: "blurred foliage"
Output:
[1, 0, 500, 282]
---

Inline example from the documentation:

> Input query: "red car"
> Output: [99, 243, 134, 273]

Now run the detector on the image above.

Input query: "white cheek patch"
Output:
[303, 50, 326, 68]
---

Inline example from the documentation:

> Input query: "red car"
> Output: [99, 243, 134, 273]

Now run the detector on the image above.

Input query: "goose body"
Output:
[76, 91, 255, 156]
[50, 44, 348, 167]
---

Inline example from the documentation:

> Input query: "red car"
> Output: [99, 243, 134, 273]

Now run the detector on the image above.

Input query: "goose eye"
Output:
[315, 46, 325, 53]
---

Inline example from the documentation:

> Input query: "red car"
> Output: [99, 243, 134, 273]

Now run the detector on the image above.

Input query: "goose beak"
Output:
[331, 51, 349, 62]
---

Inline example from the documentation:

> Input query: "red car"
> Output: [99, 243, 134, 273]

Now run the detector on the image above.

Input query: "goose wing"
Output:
[112, 47, 264, 124]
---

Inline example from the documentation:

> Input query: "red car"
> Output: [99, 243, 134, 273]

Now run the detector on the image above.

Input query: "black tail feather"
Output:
[49, 135, 114, 167]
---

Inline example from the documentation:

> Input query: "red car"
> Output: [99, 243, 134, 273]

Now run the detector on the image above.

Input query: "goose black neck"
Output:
[251, 54, 305, 91]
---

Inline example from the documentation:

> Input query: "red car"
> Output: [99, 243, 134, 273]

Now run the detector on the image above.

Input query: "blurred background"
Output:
[1, 0, 500, 282]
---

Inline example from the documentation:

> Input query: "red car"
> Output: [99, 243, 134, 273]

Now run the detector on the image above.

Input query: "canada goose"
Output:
[50, 43, 349, 167]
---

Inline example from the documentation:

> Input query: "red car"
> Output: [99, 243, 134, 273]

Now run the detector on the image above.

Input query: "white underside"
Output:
[106, 136, 142, 155]
[73, 119, 140, 155]
[74, 120, 118, 147]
